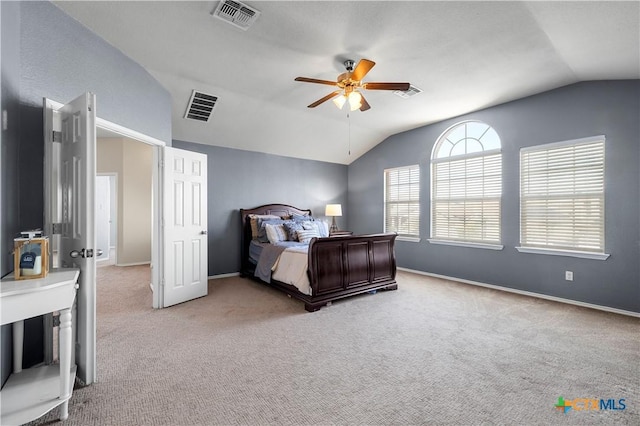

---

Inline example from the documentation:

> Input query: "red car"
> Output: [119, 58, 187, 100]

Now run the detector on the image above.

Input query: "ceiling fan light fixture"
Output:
[333, 94, 347, 109]
[348, 91, 362, 111]
[295, 58, 409, 112]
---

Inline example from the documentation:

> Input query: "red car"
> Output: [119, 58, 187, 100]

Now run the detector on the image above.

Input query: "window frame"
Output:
[383, 164, 421, 242]
[429, 120, 504, 250]
[516, 135, 609, 260]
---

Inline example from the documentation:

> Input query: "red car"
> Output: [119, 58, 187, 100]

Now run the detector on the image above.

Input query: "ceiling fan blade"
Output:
[359, 94, 371, 112]
[363, 82, 411, 91]
[307, 90, 342, 108]
[351, 59, 376, 81]
[295, 77, 339, 87]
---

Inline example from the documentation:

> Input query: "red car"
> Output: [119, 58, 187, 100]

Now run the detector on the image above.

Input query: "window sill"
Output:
[427, 239, 503, 250]
[396, 236, 420, 243]
[516, 247, 610, 260]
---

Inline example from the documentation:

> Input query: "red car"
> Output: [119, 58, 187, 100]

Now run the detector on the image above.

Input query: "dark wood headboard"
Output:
[239, 204, 312, 274]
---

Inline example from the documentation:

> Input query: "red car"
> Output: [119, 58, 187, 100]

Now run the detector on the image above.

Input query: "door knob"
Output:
[70, 248, 95, 258]
[70, 249, 85, 258]
[97, 249, 104, 257]
[200, 230, 208, 235]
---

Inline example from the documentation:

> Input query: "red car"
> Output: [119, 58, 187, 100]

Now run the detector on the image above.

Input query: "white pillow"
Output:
[316, 220, 329, 237]
[297, 228, 320, 243]
[302, 220, 329, 238]
[265, 223, 287, 244]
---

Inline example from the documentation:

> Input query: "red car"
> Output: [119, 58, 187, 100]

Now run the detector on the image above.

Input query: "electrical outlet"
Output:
[565, 271, 573, 281]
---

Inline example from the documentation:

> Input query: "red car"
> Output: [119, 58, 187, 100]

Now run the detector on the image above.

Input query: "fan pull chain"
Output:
[347, 112, 351, 156]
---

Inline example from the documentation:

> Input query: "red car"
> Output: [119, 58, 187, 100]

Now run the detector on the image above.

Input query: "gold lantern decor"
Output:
[14, 231, 49, 280]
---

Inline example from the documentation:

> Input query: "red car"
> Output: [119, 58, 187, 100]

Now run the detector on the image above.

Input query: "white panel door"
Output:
[162, 147, 208, 307]
[57, 93, 97, 385]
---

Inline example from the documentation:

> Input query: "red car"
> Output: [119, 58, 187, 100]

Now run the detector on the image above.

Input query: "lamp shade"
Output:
[325, 204, 342, 217]
[333, 95, 347, 109]
[348, 91, 362, 111]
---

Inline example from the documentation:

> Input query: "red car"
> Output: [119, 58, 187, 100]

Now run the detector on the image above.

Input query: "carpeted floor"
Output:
[28, 265, 639, 425]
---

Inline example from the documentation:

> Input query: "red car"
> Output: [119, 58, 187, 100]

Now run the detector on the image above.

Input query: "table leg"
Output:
[58, 308, 72, 420]
[12, 320, 24, 373]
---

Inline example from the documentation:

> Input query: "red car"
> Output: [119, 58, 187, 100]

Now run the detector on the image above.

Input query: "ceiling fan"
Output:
[295, 59, 410, 112]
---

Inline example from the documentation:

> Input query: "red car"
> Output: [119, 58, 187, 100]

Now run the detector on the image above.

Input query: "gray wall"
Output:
[17, 1, 172, 231]
[172, 140, 348, 276]
[1, 0, 21, 387]
[348, 80, 640, 313]
[1, 1, 172, 385]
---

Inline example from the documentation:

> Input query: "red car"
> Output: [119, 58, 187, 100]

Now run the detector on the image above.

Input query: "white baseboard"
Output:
[115, 261, 151, 267]
[397, 267, 640, 318]
[208, 272, 240, 280]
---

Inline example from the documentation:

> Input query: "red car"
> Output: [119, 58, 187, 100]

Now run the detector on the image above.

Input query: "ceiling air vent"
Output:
[184, 90, 218, 122]
[211, 0, 261, 31]
[393, 85, 423, 99]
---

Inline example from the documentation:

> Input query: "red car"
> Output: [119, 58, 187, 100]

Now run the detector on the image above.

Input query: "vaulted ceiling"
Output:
[54, 1, 640, 164]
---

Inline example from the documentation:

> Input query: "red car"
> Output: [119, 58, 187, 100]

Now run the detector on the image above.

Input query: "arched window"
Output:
[430, 121, 502, 247]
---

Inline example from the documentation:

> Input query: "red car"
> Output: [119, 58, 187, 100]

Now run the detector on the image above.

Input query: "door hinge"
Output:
[52, 131, 62, 143]
[52, 223, 63, 234]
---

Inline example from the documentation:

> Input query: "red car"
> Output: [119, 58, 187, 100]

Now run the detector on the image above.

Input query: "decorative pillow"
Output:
[316, 220, 329, 237]
[257, 218, 288, 242]
[301, 220, 329, 238]
[292, 213, 313, 222]
[297, 228, 320, 243]
[265, 223, 288, 244]
[283, 221, 304, 241]
[301, 221, 315, 230]
[248, 214, 280, 239]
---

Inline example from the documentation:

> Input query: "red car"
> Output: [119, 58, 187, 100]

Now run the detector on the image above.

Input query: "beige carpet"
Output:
[28, 265, 639, 425]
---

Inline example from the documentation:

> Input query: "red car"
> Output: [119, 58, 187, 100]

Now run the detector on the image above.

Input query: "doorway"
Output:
[96, 174, 116, 266]
[96, 130, 153, 269]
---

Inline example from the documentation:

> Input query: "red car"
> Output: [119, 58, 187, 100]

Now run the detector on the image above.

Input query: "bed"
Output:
[240, 204, 398, 311]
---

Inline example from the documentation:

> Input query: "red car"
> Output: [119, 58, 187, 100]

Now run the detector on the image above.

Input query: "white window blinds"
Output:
[520, 136, 605, 253]
[432, 153, 502, 243]
[384, 165, 420, 238]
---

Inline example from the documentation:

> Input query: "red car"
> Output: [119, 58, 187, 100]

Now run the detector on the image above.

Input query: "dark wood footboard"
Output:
[304, 233, 397, 311]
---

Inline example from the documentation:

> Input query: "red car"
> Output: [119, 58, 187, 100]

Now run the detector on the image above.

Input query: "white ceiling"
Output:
[54, 1, 640, 165]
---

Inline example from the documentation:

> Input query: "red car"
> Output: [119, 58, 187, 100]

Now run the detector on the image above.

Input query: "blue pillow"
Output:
[283, 221, 304, 241]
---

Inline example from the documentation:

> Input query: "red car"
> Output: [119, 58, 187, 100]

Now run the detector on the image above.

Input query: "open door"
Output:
[46, 93, 98, 385]
[161, 147, 208, 307]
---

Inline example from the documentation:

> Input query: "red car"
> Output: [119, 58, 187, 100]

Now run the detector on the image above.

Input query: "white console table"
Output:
[1, 269, 79, 425]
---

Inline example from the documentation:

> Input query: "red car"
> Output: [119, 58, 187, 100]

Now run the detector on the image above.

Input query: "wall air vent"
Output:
[393, 85, 423, 99]
[184, 90, 218, 122]
[211, 0, 261, 31]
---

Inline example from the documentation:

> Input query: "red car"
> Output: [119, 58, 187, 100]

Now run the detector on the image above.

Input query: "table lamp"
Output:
[325, 204, 342, 233]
